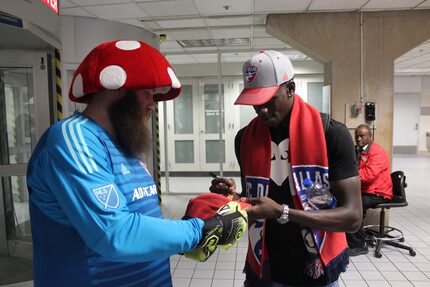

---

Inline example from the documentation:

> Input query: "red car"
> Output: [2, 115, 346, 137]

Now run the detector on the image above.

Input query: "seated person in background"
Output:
[347, 124, 393, 256]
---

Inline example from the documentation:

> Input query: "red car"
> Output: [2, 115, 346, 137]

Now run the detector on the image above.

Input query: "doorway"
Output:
[160, 78, 248, 174]
[393, 92, 421, 154]
[0, 51, 51, 260]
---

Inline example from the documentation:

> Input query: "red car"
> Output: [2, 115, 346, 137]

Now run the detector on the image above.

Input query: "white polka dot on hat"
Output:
[99, 65, 127, 90]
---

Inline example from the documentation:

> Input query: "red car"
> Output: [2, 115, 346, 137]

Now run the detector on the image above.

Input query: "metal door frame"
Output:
[0, 50, 51, 259]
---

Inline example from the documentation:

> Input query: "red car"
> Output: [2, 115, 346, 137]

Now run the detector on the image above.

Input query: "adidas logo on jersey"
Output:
[121, 163, 131, 175]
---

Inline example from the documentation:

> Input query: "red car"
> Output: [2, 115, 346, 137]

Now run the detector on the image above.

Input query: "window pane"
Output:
[0, 68, 36, 164]
[206, 140, 225, 163]
[174, 85, 193, 134]
[175, 140, 194, 163]
[2, 176, 31, 241]
[204, 84, 224, 134]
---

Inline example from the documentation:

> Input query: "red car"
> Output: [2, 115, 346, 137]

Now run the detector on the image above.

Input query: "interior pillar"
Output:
[267, 10, 430, 156]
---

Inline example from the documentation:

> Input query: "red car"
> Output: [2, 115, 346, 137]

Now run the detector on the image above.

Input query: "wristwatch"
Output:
[276, 204, 289, 224]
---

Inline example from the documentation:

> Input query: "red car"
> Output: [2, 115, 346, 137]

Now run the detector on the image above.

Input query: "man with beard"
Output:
[26, 40, 248, 287]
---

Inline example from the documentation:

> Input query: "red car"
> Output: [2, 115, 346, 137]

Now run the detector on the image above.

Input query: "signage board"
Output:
[0, 11, 23, 28]
[40, 0, 58, 15]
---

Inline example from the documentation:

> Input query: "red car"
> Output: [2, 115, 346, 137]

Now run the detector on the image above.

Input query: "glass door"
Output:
[0, 51, 50, 259]
[162, 78, 243, 173]
[198, 81, 225, 172]
[164, 83, 200, 171]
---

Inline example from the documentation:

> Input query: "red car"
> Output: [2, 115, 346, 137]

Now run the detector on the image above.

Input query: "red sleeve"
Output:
[359, 143, 390, 185]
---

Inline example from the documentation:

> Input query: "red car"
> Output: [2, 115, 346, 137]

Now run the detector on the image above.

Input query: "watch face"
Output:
[277, 205, 289, 224]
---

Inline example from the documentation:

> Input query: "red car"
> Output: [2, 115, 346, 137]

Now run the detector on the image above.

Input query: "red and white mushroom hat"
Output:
[69, 40, 182, 103]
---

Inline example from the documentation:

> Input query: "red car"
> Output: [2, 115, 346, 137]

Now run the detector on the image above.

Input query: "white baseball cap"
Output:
[234, 50, 294, 105]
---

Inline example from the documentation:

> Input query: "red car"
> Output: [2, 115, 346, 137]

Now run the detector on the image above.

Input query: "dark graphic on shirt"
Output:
[270, 139, 290, 186]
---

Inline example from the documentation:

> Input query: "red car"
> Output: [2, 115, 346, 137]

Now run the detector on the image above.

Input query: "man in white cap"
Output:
[26, 40, 248, 287]
[210, 50, 362, 287]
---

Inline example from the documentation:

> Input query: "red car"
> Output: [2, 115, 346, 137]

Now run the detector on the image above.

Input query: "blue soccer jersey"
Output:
[27, 112, 203, 287]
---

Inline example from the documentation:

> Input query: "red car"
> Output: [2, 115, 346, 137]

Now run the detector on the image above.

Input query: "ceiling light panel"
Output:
[184, 47, 220, 52]
[309, 0, 368, 11]
[137, 0, 199, 18]
[254, 0, 311, 13]
[193, 0, 252, 16]
[362, 0, 422, 10]
[84, 3, 148, 19]
[177, 38, 250, 48]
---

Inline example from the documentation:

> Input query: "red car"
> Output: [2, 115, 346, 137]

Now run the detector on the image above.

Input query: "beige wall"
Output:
[266, 11, 430, 157]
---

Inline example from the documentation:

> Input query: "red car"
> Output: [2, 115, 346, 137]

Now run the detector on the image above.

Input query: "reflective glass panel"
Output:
[174, 85, 193, 134]
[0, 68, 36, 164]
[2, 176, 31, 241]
[204, 84, 224, 134]
[206, 140, 225, 163]
[175, 140, 194, 163]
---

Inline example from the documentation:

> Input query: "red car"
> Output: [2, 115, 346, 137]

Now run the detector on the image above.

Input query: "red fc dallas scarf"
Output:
[240, 95, 348, 285]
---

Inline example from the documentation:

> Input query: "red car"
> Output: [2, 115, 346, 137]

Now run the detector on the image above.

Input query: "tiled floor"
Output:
[2, 154, 430, 287]
[163, 155, 430, 287]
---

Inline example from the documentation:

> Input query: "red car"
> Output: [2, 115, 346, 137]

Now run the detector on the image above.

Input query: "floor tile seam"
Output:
[396, 269, 430, 282]
[356, 268, 386, 281]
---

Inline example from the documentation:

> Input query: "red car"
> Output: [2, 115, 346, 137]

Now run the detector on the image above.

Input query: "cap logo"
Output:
[245, 66, 258, 83]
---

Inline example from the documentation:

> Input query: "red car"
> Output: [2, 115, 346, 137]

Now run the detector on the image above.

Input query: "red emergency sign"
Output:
[40, 0, 58, 14]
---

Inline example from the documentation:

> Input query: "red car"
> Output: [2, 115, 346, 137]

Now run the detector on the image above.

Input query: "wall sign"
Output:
[40, 0, 58, 14]
[0, 11, 23, 28]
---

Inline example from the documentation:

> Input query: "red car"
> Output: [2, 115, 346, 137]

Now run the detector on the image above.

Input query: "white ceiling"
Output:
[60, 0, 430, 74]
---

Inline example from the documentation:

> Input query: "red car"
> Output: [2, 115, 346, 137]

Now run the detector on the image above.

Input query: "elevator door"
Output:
[0, 51, 50, 259]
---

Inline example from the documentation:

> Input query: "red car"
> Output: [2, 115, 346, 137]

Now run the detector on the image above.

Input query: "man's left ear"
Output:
[288, 82, 295, 97]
